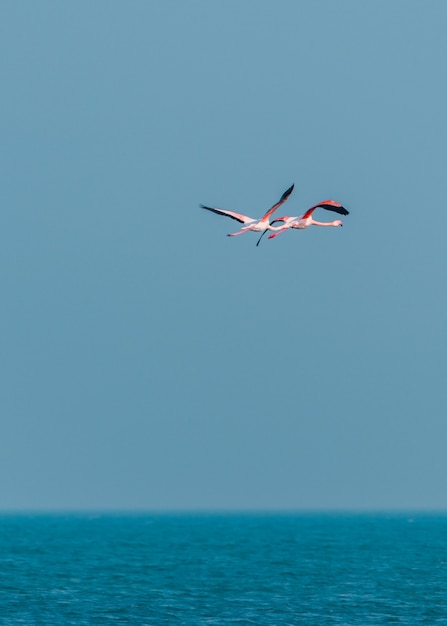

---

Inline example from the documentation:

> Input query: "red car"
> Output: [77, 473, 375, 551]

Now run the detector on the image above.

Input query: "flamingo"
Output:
[256, 199, 349, 246]
[200, 184, 294, 238]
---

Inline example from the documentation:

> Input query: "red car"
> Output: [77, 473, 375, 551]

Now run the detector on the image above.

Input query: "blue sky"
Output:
[1, 1, 446, 510]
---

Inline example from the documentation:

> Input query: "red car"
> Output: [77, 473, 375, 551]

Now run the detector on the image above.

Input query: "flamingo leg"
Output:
[227, 227, 251, 237]
[268, 228, 289, 240]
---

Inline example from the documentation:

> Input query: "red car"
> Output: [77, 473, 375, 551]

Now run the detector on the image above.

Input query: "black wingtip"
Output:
[256, 229, 268, 246]
[318, 203, 349, 216]
[281, 183, 294, 201]
[333, 205, 349, 216]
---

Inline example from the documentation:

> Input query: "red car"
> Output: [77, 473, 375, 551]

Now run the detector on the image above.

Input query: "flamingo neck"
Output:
[311, 219, 339, 227]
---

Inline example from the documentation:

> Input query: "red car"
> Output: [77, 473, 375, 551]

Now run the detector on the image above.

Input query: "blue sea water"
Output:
[1, 513, 446, 624]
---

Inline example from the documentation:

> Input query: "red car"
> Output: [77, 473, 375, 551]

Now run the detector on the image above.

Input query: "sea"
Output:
[1, 513, 446, 624]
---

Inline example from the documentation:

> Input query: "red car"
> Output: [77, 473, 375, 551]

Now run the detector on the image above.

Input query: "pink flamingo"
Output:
[201, 184, 294, 239]
[256, 199, 349, 246]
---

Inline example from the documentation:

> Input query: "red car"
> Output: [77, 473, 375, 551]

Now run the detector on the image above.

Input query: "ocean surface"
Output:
[1, 513, 446, 624]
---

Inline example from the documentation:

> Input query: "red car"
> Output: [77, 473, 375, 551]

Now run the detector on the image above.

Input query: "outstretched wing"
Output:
[200, 205, 253, 224]
[301, 200, 349, 220]
[261, 183, 295, 220]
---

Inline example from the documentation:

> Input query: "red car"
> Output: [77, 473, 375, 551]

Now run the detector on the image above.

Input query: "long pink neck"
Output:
[311, 219, 339, 227]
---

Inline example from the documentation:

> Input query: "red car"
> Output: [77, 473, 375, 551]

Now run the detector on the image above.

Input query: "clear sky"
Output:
[1, 1, 446, 511]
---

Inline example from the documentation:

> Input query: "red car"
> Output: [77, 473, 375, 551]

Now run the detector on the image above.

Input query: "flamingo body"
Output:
[200, 184, 294, 237]
[256, 200, 349, 245]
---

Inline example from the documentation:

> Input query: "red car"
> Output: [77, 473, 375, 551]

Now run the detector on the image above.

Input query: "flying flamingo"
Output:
[256, 199, 349, 246]
[200, 184, 294, 239]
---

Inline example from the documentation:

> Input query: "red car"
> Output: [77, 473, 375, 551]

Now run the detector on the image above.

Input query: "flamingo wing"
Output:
[255, 217, 290, 247]
[301, 200, 349, 220]
[200, 205, 253, 224]
[261, 183, 295, 220]
[256, 230, 269, 247]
